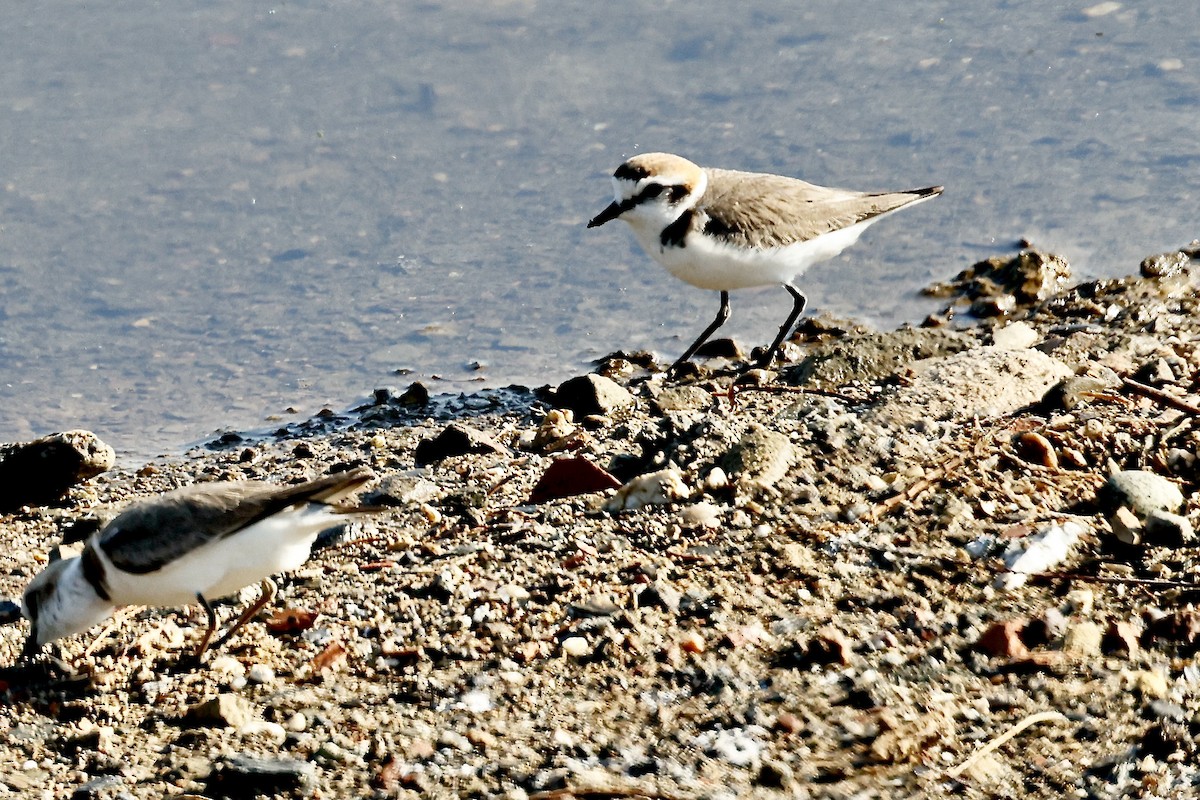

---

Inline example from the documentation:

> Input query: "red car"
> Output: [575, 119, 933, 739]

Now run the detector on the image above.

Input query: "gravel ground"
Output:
[3, 248, 1200, 799]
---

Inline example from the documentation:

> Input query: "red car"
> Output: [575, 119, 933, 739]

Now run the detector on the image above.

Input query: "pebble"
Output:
[991, 321, 1039, 349]
[1109, 506, 1144, 545]
[284, 712, 308, 733]
[1062, 622, 1103, 658]
[561, 637, 590, 658]
[182, 694, 255, 730]
[679, 502, 721, 529]
[603, 468, 688, 512]
[679, 631, 706, 653]
[247, 664, 276, 685]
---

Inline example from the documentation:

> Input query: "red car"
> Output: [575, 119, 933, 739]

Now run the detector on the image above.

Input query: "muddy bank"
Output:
[3, 247, 1200, 799]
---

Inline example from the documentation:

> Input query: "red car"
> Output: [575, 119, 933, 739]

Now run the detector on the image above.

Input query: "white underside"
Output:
[97, 503, 339, 607]
[625, 216, 881, 292]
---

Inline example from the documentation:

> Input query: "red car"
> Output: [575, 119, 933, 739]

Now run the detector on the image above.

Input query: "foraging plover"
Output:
[588, 152, 942, 372]
[20, 467, 376, 660]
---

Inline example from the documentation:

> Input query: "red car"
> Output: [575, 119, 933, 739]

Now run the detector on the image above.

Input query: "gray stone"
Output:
[205, 754, 316, 799]
[554, 374, 634, 417]
[1098, 470, 1185, 517]
[70, 775, 126, 800]
[866, 346, 1073, 428]
[789, 328, 974, 387]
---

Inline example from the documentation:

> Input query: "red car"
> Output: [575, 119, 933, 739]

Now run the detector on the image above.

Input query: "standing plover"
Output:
[588, 152, 942, 372]
[20, 467, 376, 660]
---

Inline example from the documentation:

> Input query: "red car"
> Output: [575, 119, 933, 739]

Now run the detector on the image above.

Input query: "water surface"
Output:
[1, 1, 1196, 461]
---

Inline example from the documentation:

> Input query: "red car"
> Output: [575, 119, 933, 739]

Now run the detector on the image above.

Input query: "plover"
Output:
[20, 467, 376, 660]
[588, 152, 942, 372]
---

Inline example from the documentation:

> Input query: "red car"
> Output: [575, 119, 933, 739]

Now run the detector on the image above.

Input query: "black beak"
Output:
[587, 200, 625, 228]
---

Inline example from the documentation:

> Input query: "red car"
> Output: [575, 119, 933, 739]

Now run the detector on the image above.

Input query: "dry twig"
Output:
[946, 710, 1067, 780]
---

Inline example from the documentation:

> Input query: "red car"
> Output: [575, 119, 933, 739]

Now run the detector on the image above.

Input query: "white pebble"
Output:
[561, 636, 590, 658]
[247, 664, 276, 685]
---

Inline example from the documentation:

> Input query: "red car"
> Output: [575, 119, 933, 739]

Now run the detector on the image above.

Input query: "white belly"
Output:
[629, 218, 879, 292]
[98, 505, 339, 607]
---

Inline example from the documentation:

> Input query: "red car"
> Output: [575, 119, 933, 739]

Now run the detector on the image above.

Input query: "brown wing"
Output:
[700, 168, 940, 249]
[96, 468, 374, 574]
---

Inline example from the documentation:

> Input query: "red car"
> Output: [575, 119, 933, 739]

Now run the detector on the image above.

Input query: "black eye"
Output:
[641, 182, 663, 198]
[668, 185, 689, 203]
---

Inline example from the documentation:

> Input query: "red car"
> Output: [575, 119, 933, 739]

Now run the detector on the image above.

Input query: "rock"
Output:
[1143, 510, 1194, 548]
[528, 457, 621, 503]
[1140, 250, 1190, 279]
[366, 472, 442, 506]
[679, 631, 706, 653]
[679, 502, 721, 529]
[789, 328, 973, 387]
[1098, 470, 1184, 517]
[991, 321, 1039, 349]
[603, 468, 688, 512]
[924, 250, 1071, 308]
[205, 754, 317, 798]
[397, 381, 431, 407]
[561, 637, 589, 658]
[1062, 622, 1103, 657]
[1109, 506, 1144, 545]
[723, 425, 794, 493]
[694, 337, 744, 360]
[414, 423, 507, 466]
[0, 430, 114, 511]
[867, 347, 1073, 428]
[554, 374, 634, 417]
[1133, 670, 1170, 700]
[182, 694, 254, 729]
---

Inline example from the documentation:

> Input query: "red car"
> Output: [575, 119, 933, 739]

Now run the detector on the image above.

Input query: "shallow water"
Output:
[1, 1, 1196, 462]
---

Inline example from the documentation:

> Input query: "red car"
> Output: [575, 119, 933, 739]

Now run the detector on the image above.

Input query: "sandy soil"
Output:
[2, 247, 1200, 800]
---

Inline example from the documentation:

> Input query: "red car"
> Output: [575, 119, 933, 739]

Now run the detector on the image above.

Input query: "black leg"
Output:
[669, 290, 731, 374]
[212, 578, 277, 653]
[193, 593, 218, 658]
[755, 285, 807, 369]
